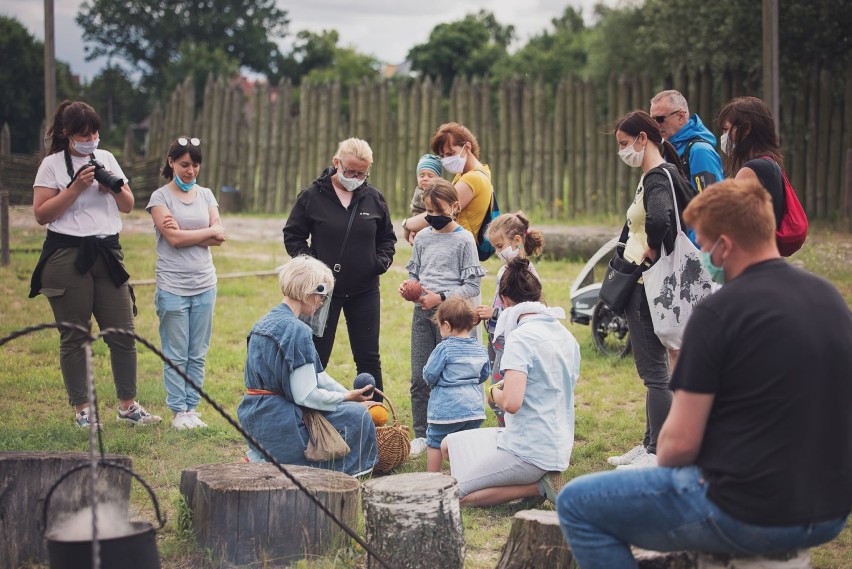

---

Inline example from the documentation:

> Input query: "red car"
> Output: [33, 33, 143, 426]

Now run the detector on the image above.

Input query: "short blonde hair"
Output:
[335, 138, 373, 164]
[683, 179, 775, 251]
[278, 256, 334, 301]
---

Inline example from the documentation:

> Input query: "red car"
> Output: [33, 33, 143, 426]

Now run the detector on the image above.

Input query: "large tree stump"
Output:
[0, 451, 132, 569]
[180, 462, 359, 566]
[361, 472, 464, 569]
[496, 510, 574, 569]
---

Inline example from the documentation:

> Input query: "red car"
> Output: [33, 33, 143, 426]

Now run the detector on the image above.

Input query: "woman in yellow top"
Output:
[401, 122, 493, 244]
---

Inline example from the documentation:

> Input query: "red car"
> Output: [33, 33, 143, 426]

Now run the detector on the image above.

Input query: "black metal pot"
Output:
[42, 460, 165, 569]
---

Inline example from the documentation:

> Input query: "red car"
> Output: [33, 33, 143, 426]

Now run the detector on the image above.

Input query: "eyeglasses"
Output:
[652, 110, 684, 124]
[337, 164, 370, 180]
[177, 137, 201, 147]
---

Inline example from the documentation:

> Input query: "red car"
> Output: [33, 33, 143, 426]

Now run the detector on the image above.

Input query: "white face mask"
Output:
[336, 169, 364, 192]
[441, 148, 466, 174]
[720, 131, 734, 156]
[497, 243, 521, 264]
[72, 137, 99, 155]
[618, 137, 644, 168]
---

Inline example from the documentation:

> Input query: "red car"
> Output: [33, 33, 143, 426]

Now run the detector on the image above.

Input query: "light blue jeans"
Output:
[154, 287, 216, 414]
[557, 466, 848, 569]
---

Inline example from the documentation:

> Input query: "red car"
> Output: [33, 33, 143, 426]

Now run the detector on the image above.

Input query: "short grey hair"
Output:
[651, 90, 690, 115]
[278, 255, 334, 301]
[334, 138, 373, 164]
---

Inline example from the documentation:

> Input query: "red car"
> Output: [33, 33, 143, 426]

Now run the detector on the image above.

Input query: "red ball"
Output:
[400, 279, 423, 302]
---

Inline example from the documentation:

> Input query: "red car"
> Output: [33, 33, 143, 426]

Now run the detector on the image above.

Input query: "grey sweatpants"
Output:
[410, 306, 441, 438]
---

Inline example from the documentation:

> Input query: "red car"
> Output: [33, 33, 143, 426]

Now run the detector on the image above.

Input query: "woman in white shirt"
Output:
[30, 100, 161, 428]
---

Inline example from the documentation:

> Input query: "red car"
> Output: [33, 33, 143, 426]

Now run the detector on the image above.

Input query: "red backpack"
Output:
[765, 157, 808, 256]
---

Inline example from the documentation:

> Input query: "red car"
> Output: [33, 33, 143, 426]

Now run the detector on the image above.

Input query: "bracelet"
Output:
[402, 218, 409, 231]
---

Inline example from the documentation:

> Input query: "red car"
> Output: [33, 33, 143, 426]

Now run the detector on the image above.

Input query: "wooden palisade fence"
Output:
[2, 67, 851, 223]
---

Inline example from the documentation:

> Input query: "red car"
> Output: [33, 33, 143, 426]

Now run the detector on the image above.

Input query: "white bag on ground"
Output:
[643, 168, 716, 350]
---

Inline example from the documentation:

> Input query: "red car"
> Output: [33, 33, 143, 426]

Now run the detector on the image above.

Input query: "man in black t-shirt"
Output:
[557, 179, 851, 569]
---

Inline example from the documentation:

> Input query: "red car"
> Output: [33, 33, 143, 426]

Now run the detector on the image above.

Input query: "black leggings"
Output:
[312, 287, 384, 401]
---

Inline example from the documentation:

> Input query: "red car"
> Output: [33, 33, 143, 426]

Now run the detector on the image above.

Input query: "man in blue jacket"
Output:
[650, 90, 724, 193]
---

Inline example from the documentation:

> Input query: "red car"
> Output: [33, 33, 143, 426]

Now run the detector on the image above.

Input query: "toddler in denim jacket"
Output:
[422, 297, 490, 472]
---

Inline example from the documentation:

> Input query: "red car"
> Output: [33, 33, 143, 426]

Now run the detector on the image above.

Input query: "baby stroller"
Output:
[569, 237, 632, 358]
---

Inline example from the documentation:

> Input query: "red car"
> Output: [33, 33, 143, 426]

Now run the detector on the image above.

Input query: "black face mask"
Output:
[425, 214, 452, 230]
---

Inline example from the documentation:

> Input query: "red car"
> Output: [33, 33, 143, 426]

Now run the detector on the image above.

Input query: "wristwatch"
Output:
[439, 291, 447, 302]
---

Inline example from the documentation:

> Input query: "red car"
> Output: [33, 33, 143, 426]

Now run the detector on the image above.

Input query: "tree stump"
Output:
[0, 451, 132, 569]
[361, 472, 464, 569]
[495, 509, 574, 569]
[180, 462, 359, 566]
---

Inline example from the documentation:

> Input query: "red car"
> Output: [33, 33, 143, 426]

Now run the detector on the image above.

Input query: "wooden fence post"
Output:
[1, 190, 9, 266]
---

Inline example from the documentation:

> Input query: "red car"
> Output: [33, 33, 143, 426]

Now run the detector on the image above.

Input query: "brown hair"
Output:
[486, 211, 545, 257]
[421, 178, 459, 215]
[498, 257, 542, 304]
[433, 296, 478, 332]
[161, 137, 203, 179]
[430, 122, 481, 159]
[716, 96, 783, 176]
[616, 110, 685, 178]
[45, 100, 101, 155]
[683, 178, 775, 251]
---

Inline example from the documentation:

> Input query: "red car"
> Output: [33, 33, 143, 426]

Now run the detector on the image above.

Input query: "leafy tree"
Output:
[81, 65, 148, 148]
[408, 10, 515, 88]
[493, 7, 589, 84]
[76, 0, 289, 95]
[0, 16, 79, 153]
[274, 30, 381, 90]
[160, 42, 241, 103]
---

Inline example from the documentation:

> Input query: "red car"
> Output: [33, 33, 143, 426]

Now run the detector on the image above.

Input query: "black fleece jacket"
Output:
[283, 167, 397, 297]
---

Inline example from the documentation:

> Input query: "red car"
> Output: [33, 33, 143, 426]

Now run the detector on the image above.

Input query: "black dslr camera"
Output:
[72, 159, 126, 193]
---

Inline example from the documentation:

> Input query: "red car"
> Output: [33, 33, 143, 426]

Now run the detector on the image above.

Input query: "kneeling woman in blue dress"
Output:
[237, 255, 378, 476]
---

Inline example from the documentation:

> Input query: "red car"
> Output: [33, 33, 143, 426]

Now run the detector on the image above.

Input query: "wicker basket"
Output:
[371, 389, 411, 474]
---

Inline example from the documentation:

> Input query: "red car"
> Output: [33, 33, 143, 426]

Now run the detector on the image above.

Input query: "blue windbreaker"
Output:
[669, 114, 725, 193]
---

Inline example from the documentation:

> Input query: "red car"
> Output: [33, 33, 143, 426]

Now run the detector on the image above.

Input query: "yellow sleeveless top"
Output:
[454, 165, 493, 238]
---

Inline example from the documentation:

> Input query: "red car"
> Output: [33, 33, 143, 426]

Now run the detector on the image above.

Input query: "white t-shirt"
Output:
[33, 149, 127, 237]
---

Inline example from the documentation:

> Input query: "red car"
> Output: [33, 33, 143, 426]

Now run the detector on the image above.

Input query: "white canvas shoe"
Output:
[607, 444, 647, 466]
[172, 411, 197, 430]
[615, 452, 658, 470]
[186, 410, 208, 428]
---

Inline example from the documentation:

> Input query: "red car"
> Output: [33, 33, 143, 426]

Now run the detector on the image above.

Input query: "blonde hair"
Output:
[683, 179, 775, 251]
[278, 256, 334, 301]
[486, 211, 545, 257]
[334, 138, 373, 164]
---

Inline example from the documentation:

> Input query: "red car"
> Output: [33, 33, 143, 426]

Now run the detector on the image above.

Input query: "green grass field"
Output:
[1, 209, 850, 568]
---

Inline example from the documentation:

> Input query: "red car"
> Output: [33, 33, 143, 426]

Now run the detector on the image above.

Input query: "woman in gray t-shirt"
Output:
[146, 137, 225, 430]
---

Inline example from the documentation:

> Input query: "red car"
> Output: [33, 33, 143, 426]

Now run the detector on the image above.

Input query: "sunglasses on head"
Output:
[177, 137, 201, 147]
[652, 110, 683, 124]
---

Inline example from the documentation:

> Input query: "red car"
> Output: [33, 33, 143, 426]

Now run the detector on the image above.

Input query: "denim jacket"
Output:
[422, 336, 489, 423]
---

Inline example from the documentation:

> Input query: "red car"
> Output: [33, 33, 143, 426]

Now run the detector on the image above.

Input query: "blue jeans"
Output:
[155, 287, 216, 413]
[557, 466, 847, 569]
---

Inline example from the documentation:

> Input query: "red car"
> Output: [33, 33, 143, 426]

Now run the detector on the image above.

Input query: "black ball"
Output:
[354, 373, 376, 395]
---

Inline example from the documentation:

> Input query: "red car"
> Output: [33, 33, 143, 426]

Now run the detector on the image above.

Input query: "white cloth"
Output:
[493, 301, 566, 341]
[33, 149, 127, 237]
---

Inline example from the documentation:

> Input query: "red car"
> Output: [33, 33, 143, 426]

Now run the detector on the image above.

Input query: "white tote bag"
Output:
[643, 168, 717, 350]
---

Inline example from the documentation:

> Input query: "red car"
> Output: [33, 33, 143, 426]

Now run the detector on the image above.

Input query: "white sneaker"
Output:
[607, 445, 647, 466]
[186, 410, 208, 428]
[615, 452, 658, 470]
[172, 411, 197, 430]
[409, 437, 427, 457]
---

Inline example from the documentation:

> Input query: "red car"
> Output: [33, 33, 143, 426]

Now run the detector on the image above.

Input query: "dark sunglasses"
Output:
[177, 137, 201, 147]
[652, 110, 683, 124]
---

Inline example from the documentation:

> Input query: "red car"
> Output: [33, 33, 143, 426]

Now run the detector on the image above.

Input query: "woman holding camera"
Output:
[147, 137, 224, 430]
[30, 100, 161, 428]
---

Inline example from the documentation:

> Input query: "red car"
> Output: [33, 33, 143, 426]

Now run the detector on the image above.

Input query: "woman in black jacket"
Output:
[606, 111, 696, 470]
[283, 138, 396, 400]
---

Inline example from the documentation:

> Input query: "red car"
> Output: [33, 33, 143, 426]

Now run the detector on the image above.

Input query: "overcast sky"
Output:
[2, 0, 610, 83]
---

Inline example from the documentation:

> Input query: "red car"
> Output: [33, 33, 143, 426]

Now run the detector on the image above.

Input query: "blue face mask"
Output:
[699, 238, 726, 284]
[173, 175, 195, 192]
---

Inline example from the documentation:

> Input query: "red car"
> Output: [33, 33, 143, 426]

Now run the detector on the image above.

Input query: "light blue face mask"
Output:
[173, 175, 196, 192]
[699, 238, 726, 284]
